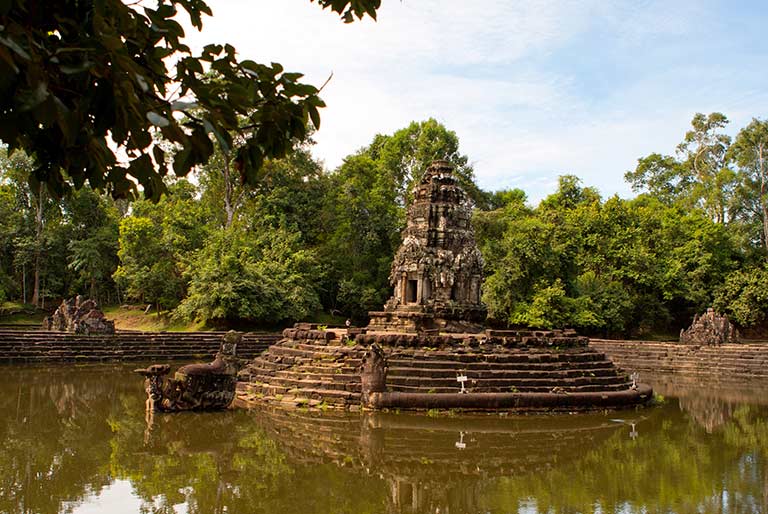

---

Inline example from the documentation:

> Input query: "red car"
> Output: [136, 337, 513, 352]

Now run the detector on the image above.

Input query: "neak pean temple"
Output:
[238, 160, 652, 412]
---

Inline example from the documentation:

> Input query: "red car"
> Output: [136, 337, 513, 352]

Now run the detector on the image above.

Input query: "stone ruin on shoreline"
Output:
[680, 308, 740, 345]
[43, 295, 115, 335]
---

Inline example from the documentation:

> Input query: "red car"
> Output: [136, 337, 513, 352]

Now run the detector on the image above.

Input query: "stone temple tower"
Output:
[367, 160, 487, 333]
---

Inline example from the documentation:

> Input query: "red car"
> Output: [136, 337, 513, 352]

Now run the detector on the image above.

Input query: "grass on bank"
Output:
[101, 306, 211, 332]
[0, 301, 46, 325]
[92, 306, 345, 332]
[0, 302, 346, 333]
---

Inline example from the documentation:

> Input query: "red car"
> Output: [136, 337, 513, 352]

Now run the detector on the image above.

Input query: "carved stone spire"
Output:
[368, 160, 486, 333]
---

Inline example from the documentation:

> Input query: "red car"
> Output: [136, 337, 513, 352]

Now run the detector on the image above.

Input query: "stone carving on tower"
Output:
[367, 160, 486, 333]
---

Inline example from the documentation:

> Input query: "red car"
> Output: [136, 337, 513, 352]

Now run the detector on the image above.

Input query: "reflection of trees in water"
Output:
[486, 404, 767, 514]
[1, 364, 768, 513]
[0, 364, 129, 514]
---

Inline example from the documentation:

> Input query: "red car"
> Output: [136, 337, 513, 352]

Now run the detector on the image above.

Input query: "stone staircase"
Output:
[0, 329, 281, 363]
[385, 347, 632, 394]
[239, 332, 368, 408]
[589, 339, 768, 380]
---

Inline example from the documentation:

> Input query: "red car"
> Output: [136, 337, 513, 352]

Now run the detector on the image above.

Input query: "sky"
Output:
[182, 0, 768, 203]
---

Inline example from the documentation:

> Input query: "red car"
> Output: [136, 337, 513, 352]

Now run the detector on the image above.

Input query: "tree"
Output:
[479, 175, 739, 335]
[730, 118, 768, 258]
[678, 113, 736, 223]
[0, 182, 20, 301]
[114, 180, 207, 312]
[0, 146, 61, 306]
[0, 0, 380, 200]
[367, 118, 484, 206]
[625, 113, 736, 223]
[63, 187, 120, 302]
[713, 265, 768, 327]
[175, 224, 321, 325]
[623, 153, 688, 205]
[322, 153, 400, 321]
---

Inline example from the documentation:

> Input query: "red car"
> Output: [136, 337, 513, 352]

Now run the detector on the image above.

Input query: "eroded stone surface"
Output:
[680, 308, 740, 345]
[42, 296, 115, 335]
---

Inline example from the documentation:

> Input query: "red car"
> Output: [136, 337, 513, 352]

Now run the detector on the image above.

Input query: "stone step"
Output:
[248, 374, 362, 392]
[242, 383, 360, 405]
[386, 382, 632, 394]
[385, 374, 628, 388]
[387, 351, 609, 364]
[287, 364, 361, 374]
[272, 370, 359, 383]
[385, 359, 616, 372]
[386, 366, 622, 379]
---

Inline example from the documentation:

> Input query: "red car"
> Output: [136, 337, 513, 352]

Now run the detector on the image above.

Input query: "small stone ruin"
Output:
[43, 295, 115, 335]
[679, 308, 740, 345]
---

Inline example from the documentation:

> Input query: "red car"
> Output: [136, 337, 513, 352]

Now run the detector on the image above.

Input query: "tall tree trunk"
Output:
[30, 187, 43, 307]
[223, 154, 234, 229]
[31, 253, 40, 307]
[759, 144, 768, 258]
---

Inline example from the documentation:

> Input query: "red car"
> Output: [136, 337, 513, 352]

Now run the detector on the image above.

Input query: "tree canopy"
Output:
[2, 114, 768, 336]
[0, 0, 380, 200]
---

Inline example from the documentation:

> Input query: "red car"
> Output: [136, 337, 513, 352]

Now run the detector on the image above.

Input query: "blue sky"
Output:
[184, 0, 768, 203]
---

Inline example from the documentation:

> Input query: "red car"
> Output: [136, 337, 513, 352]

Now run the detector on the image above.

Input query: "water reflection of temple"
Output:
[250, 407, 628, 514]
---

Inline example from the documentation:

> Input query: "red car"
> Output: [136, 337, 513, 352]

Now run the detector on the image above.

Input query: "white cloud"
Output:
[176, 0, 768, 203]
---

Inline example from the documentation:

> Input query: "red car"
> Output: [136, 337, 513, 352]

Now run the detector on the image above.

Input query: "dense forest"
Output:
[1, 115, 766, 337]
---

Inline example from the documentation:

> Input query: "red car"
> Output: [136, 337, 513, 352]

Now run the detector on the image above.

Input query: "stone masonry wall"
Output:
[0, 329, 280, 363]
[589, 339, 768, 380]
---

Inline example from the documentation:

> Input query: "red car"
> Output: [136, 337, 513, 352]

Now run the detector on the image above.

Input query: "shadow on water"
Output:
[0, 363, 767, 513]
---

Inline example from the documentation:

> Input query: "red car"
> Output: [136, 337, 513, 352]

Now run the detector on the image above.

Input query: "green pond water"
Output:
[1, 363, 767, 514]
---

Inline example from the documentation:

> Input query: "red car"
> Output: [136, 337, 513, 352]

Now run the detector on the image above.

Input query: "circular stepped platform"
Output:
[237, 326, 652, 411]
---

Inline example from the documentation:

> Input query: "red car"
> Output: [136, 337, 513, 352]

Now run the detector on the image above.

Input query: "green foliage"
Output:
[480, 176, 740, 335]
[321, 154, 401, 321]
[0, 0, 379, 200]
[713, 264, 768, 326]
[175, 225, 321, 325]
[367, 118, 483, 206]
[729, 118, 768, 257]
[114, 180, 207, 310]
[626, 112, 737, 224]
[510, 279, 572, 329]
